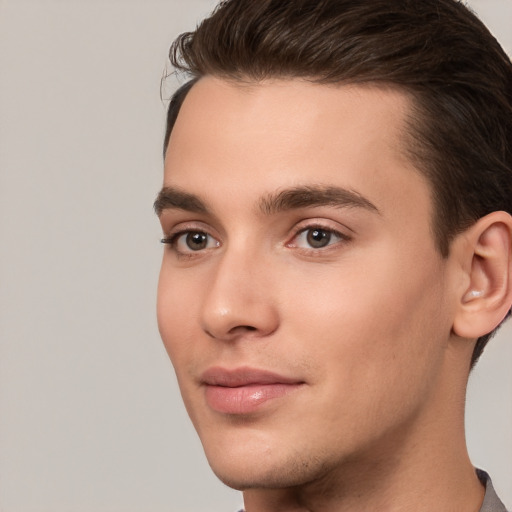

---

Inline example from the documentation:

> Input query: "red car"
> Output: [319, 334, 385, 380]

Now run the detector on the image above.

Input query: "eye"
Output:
[161, 230, 220, 253]
[291, 226, 346, 250]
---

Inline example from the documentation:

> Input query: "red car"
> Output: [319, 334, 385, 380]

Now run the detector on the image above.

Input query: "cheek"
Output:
[271, 253, 450, 451]
[157, 265, 207, 423]
[281, 246, 449, 387]
[156, 264, 198, 366]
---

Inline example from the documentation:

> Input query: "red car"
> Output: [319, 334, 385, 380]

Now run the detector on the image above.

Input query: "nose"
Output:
[200, 247, 280, 341]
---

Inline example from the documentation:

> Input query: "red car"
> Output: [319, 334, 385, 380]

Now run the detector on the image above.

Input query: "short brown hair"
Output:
[163, 0, 512, 366]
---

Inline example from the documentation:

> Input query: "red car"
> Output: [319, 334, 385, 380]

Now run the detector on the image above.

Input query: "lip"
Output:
[201, 367, 304, 415]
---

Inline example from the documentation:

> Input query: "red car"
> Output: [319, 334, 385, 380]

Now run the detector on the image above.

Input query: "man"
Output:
[154, 1, 512, 510]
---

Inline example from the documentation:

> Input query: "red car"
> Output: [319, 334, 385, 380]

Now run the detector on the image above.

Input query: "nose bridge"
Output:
[200, 241, 278, 340]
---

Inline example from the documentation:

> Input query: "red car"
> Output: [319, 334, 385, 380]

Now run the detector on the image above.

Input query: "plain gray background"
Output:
[0, 1, 510, 511]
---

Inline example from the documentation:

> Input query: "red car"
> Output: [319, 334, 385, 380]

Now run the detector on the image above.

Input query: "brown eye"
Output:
[289, 226, 347, 251]
[186, 232, 208, 251]
[306, 228, 332, 248]
[161, 230, 220, 254]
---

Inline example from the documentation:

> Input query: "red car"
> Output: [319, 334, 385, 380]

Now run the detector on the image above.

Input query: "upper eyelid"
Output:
[288, 227, 348, 244]
[289, 218, 354, 237]
[161, 218, 354, 243]
[162, 220, 218, 237]
[294, 226, 347, 238]
[160, 221, 221, 253]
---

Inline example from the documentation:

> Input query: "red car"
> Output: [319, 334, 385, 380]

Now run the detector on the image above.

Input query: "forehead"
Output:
[163, 77, 431, 225]
[167, 77, 411, 164]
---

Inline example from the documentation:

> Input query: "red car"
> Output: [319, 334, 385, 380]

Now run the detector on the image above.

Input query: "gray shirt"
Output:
[478, 470, 509, 512]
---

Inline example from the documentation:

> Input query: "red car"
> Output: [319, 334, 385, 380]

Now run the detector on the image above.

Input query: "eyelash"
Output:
[160, 223, 351, 256]
[287, 224, 350, 253]
[161, 229, 219, 257]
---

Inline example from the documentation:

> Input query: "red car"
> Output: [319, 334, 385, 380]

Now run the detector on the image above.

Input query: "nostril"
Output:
[228, 325, 257, 334]
[204, 324, 260, 340]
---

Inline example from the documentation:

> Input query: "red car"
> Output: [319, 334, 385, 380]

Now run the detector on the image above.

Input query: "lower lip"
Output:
[204, 383, 301, 414]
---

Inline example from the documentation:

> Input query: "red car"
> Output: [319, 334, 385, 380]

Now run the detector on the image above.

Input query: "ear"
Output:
[452, 211, 512, 339]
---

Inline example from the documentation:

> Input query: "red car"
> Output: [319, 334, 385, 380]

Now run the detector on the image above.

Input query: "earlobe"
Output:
[453, 211, 512, 339]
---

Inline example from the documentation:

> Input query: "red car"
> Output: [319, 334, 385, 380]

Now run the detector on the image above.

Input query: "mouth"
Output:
[200, 367, 305, 415]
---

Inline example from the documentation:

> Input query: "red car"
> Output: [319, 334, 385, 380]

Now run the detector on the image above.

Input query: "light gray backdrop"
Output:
[0, 1, 510, 511]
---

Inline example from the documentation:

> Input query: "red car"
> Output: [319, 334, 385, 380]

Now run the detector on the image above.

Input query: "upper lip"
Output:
[201, 366, 303, 387]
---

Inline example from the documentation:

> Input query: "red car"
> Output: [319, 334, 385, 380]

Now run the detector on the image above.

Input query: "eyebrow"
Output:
[154, 185, 379, 217]
[258, 185, 379, 215]
[154, 187, 208, 216]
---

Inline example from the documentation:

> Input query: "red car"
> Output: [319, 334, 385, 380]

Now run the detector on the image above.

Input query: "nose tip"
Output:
[202, 300, 278, 341]
[199, 258, 279, 342]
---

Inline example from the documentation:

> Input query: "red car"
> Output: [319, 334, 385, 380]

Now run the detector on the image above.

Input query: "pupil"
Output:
[307, 229, 331, 248]
[186, 232, 207, 250]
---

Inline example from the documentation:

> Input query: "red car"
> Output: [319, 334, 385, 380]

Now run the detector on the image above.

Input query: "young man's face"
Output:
[157, 78, 459, 490]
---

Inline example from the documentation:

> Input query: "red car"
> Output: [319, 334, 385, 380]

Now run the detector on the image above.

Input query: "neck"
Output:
[243, 424, 483, 512]
[243, 349, 485, 512]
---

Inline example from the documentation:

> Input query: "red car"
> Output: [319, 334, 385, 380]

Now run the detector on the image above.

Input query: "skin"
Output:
[156, 77, 491, 511]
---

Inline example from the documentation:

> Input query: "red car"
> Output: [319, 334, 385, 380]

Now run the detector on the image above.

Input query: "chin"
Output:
[202, 435, 330, 491]
[209, 459, 308, 491]
[200, 432, 274, 489]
